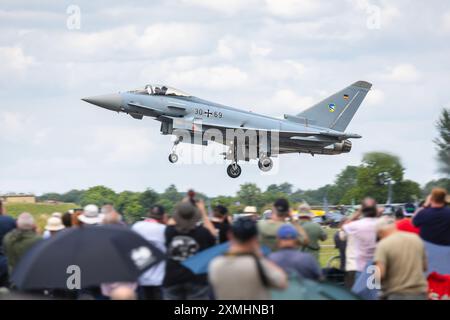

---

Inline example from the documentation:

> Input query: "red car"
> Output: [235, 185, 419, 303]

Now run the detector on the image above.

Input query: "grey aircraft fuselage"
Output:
[82, 81, 372, 177]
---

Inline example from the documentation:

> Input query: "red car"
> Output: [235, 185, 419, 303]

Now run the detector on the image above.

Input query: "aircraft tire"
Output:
[227, 163, 242, 178]
[258, 157, 273, 172]
[168, 153, 178, 163]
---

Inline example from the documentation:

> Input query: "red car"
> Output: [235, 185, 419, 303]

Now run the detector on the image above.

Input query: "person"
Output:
[297, 203, 327, 262]
[268, 224, 322, 280]
[413, 188, 450, 245]
[132, 205, 167, 300]
[78, 204, 103, 226]
[339, 223, 358, 288]
[211, 205, 231, 244]
[242, 206, 259, 220]
[334, 218, 347, 271]
[44, 216, 65, 237]
[209, 218, 287, 299]
[61, 211, 72, 228]
[0, 200, 16, 287]
[342, 198, 380, 274]
[102, 208, 125, 226]
[394, 207, 404, 221]
[396, 203, 420, 234]
[42, 212, 64, 239]
[257, 198, 309, 252]
[3, 213, 42, 273]
[374, 216, 428, 300]
[163, 201, 216, 300]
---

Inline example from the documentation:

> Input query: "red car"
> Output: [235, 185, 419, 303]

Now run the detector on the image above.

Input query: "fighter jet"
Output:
[82, 81, 372, 178]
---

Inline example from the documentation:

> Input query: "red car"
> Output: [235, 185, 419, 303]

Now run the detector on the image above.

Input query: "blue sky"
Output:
[0, 0, 449, 196]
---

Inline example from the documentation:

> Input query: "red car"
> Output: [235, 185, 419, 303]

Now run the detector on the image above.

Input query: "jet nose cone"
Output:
[82, 93, 122, 111]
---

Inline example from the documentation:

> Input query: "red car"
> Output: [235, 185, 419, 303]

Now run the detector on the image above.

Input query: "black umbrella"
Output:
[11, 225, 164, 290]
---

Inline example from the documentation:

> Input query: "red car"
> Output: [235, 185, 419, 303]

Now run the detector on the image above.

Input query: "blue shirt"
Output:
[0, 215, 16, 254]
[268, 248, 322, 280]
[413, 206, 450, 245]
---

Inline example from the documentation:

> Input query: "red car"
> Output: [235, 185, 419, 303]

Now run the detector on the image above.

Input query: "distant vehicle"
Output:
[83, 81, 372, 178]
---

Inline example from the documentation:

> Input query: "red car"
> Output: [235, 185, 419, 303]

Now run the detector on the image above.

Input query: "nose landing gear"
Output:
[168, 136, 183, 164]
[168, 153, 178, 163]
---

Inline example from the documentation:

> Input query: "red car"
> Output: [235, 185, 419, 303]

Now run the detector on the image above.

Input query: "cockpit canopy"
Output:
[129, 84, 191, 97]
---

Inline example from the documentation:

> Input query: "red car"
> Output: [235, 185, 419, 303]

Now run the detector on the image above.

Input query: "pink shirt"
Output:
[343, 218, 378, 272]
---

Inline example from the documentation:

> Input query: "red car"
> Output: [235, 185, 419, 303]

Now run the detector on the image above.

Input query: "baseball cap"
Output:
[274, 198, 289, 215]
[231, 218, 258, 242]
[277, 224, 299, 240]
[149, 205, 165, 217]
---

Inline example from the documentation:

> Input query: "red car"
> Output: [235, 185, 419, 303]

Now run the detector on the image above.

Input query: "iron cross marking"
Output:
[204, 109, 212, 117]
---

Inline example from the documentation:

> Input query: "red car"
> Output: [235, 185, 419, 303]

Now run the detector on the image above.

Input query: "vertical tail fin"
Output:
[297, 81, 372, 132]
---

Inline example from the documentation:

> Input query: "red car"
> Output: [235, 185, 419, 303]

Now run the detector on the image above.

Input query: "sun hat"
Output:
[45, 216, 65, 232]
[51, 212, 62, 218]
[173, 202, 201, 232]
[243, 206, 257, 214]
[78, 204, 102, 225]
[298, 203, 314, 218]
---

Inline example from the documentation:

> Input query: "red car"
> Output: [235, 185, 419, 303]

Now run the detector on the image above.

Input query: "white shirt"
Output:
[132, 219, 167, 286]
[343, 218, 378, 272]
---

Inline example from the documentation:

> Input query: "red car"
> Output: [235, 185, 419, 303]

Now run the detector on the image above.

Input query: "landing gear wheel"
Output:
[258, 157, 273, 172]
[168, 153, 178, 163]
[227, 163, 242, 178]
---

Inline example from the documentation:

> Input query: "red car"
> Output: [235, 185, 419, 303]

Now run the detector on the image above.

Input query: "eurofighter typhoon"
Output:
[82, 81, 372, 178]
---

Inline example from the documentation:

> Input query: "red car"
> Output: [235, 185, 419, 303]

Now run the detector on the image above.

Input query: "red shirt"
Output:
[396, 218, 420, 235]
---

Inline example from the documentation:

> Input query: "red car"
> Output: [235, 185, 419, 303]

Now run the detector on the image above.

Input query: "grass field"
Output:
[319, 228, 340, 268]
[4, 202, 78, 231]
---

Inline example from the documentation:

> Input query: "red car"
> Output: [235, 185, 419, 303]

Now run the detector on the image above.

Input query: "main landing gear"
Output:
[258, 155, 273, 172]
[226, 163, 242, 178]
[168, 136, 182, 164]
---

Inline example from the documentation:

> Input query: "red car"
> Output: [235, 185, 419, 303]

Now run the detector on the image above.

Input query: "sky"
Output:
[0, 0, 449, 197]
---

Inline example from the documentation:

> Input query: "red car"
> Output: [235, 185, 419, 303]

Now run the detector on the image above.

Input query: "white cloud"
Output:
[250, 43, 272, 57]
[168, 65, 249, 90]
[383, 64, 420, 83]
[442, 12, 450, 32]
[0, 46, 34, 72]
[86, 126, 154, 165]
[181, 0, 260, 14]
[365, 89, 385, 106]
[269, 89, 315, 115]
[265, 0, 323, 18]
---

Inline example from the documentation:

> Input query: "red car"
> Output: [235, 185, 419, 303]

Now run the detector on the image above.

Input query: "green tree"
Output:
[139, 188, 159, 211]
[423, 178, 450, 195]
[339, 152, 405, 204]
[331, 166, 358, 204]
[80, 186, 116, 207]
[393, 179, 421, 203]
[161, 184, 182, 203]
[237, 183, 263, 209]
[434, 108, 450, 176]
[38, 192, 63, 202]
[61, 189, 85, 204]
[115, 191, 144, 223]
[156, 185, 183, 215]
